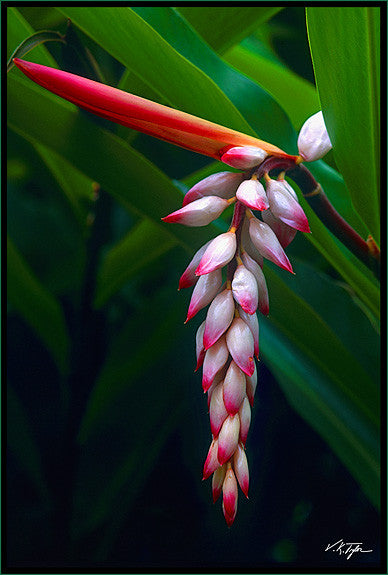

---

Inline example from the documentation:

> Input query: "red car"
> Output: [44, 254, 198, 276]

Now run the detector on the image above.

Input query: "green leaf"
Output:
[261, 322, 380, 508]
[177, 6, 282, 54]
[7, 29, 65, 73]
[94, 218, 176, 308]
[7, 383, 51, 504]
[307, 7, 380, 244]
[7, 236, 69, 373]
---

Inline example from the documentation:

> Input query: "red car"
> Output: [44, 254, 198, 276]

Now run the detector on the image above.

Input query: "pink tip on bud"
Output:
[246, 365, 258, 406]
[237, 306, 259, 359]
[236, 179, 269, 211]
[203, 288, 235, 350]
[182, 171, 244, 206]
[209, 383, 229, 437]
[186, 269, 222, 323]
[261, 209, 297, 249]
[223, 361, 247, 415]
[265, 179, 310, 233]
[297, 111, 332, 162]
[238, 398, 251, 445]
[222, 468, 238, 524]
[203, 438, 221, 480]
[221, 146, 268, 170]
[212, 465, 227, 503]
[195, 232, 237, 276]
[195, 320, 206, 371]
[226, 318, 255, 377]
[217, 414, 240, 465]
[240, 251, 269, 316]
[232, 264, 258, 315]
[241, 218, 264, 267]
[163, 196, 230, 227]
[233, 444, 249, 498]
[179, 240, 212, 289]
[202, 336, 229, 392]
[248, 217, 294, 273]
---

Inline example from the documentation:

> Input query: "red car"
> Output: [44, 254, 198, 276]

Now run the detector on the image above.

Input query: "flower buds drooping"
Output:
[238, 397, 251, 445]
[186, 269, 222, 322]
[209, 383, 229, 436]
[249, 217, 293, 273]
[221, 146, 268, 169]
[183, 171, 244, 206]
[218, 414, 240, 464]
[246, 365, 258, 406]
[222, 467, 238, 526]
[195, 320, 206, 371]
[265, 178, 310, 233]
[202, 336, 229, 392]
[226, 318, 255, 377]
[162, 196, 230, 227]
[236, 178, 269, 211]
[212, 465, 226, 503]
[297, 111, 332, 162]
[240, 251, 269, 316]
[223, 361, 246, 415]
[179, 240, 212, 289]
[237, 306, 259, 359]
[196, 231, 237, 276]
[203, 438, 221, 480]
[261, 209, 297, 249]
[232, 264, 258, 315]
[233, 444, 249, 498]
[203, 288, 235, 349]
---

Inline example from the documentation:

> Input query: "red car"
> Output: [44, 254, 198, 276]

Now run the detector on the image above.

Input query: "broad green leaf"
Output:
[7, 7, 58, 66]
[177, 6, 282, 54]
[224, 42, 319, 130]
[7, 29, 65, 72]
[260, 322, 380, 508]
[307, 7, 380, 244]
[7, 236, 69, 373]
[94, 218, 176, 308]
[7, 383, 51, 504]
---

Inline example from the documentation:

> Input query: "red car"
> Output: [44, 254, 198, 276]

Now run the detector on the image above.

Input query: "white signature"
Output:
[325, 539, 373, 560]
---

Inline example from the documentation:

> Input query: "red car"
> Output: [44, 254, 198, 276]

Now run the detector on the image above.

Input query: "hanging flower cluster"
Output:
[162, 146, 311, 526]
[12, 58, 333, 528]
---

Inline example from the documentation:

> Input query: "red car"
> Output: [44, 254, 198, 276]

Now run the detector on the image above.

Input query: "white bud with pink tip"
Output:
[246, 365, 258, 406]
[209, 383, 229, 437]
[203, 288, 235, 349]
[223, 361, 246, 415]
[218, 414, 240, 465]
[241, 250, 269, 316]
[236, 179, 269, 211]
[297, 111, 332, 162]
[278, 178, 298, 201]
[249, 217, 293, 273]
[202, 336, 229, 392]
[186, 269, 222, 322]
[207, 365, 228, 408]
[196, 231, 236, 276]
[226, 317, 255, 376]
[203, 438, 221, 480]
[261, 209, 297, 248]
[183, 171, 244, 206]
[238, 397, 251, 445]
[221, 146, 268, 169]
[162, 196, 230, 227]
[232, 264, 258, 315]
[241, 217, 264, 267]
[265, 178, 310, 233]
[179, 240, 212, 289]
[195, 320, 206, 372]
[237, 306, 259, 359]
[222, 468, 238, 527]
[233, 444, 249, 498]
[212, 464, 227, 503]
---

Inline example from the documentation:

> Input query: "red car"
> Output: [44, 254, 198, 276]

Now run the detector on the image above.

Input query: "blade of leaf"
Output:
[7, 29, 65, 73]
[7, 236, 69, 374]
[306, 7, 380, 243]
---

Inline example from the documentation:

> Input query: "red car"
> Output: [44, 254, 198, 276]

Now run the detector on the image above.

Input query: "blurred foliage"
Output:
[6, 6, 381, 569]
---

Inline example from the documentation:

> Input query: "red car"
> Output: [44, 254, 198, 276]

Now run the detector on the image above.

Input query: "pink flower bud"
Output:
[261, 209, 297, 249]
[223, 361, 246, 415]
[246, 365, 258, 406]
[196, 231, 237, 276]
[182, 171, 244, 206]
[241, 217, 264, 267]
[203, 288, 235, 349]
[209, 383, 228, 437]
[162, 196, 230, 227]
[265, 179, 310, 233]
[202, 336, 229, 392]
[222, 468, 238, 526]
[233, 444, 249, 498]
[226, 318, 255, 376]
[218, 414, 240, 465]
[232, 264, 258, 315]
[237, 306, 259, 359]
[240, 251, 269, 316]
[179, 240, 212, 289]
[203, 438, 221, 480]
[297, 111, 332, 162]
[195, 320, 206, 372]
[236, 179, 269, 211]
[221, 146, 268, 169]
[238, 397, 251, 445]
[207, 365, 229, 408]
[248, 217, 293, 273]
[212, 464, 227, 503]
[278, 178, 298, 201]
[186, 269, 222, 323]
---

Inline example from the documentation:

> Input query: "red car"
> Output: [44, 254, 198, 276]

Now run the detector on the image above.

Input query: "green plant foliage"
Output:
[307, 7, 380, 244]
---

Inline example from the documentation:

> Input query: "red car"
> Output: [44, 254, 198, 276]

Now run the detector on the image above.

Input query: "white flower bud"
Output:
[297, 111, 332, 162]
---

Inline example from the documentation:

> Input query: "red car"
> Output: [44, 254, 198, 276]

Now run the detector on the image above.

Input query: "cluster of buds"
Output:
[163, 144, 311, 526]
